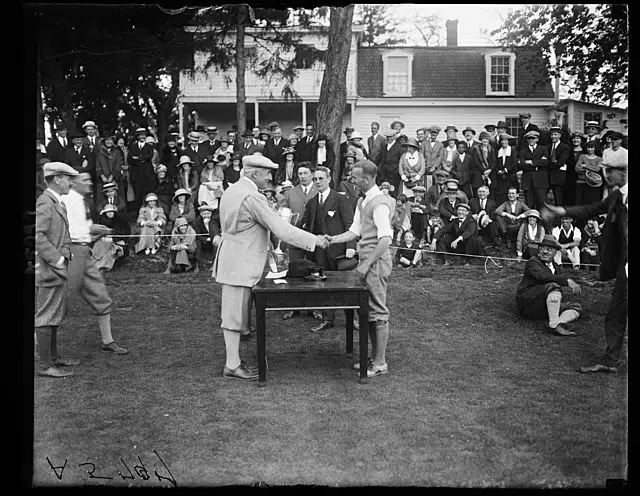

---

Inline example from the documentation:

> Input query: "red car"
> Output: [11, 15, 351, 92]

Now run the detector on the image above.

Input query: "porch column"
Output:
[350, 101, 355, 127]
[254, 101, 259, 127]
[178, 100, 184, 139]
[302, 100, 307, 127]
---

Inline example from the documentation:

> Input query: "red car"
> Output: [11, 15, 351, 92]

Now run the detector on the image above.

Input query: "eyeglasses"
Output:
[312, 177, 327, 181]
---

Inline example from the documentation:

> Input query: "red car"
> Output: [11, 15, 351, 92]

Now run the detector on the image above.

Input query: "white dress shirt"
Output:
[349, 185, 393, 239]
[317, 146, 327, 165]
[317, 188, 329, 206]
[61, 188, 92, 243]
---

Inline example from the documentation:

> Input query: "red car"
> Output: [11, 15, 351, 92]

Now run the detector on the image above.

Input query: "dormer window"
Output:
[485, 50, 516, 96]
[382, 49, 413, 97]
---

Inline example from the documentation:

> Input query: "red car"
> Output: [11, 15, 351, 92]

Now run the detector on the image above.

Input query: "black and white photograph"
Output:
[24, 3, 627, 488]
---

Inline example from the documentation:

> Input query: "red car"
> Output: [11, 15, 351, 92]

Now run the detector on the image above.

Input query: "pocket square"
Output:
[327, 211, 335, 217]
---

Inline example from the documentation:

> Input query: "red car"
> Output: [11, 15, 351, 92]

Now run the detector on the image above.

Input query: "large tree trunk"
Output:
[235, 5, 249, 137]
[316, 5, 354, 184]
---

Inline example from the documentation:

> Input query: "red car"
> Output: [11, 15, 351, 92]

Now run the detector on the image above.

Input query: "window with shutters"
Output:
[485, 50, 516, 96]
[381, 50, 413, 97]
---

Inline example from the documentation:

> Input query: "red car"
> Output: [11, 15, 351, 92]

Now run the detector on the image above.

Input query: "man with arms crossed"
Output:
[327, 160, 395, 378]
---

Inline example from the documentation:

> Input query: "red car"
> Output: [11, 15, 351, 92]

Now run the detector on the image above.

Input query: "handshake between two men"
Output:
[314, 235, 355, 258]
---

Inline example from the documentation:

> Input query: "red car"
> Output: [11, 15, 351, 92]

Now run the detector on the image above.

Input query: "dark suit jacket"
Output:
[451, 153, 476, 187]
[517, 123, 541, 151]
[493, 147, 518, 194]
[46, 136, 70, 163]
[96, 145, 123, 183]
[65, 145, 94, 176]
[516, 256, 568, 304]
[193, 213, 221, 242]
[238, 140, 263, 160]
[336, 180, 359, 213]
[548, 141, 571, 186]
[471, 145, 496, 188]
[378, 141, 404, 191]
[162, 146, 182, 179]
[434, 214, 479, 241]
[35, 189, 71, 287]
[367, 133, 387, 165]
[518, 144, 550, 189]
[203, 139, 221, 158]
[297, 135, 317, 163]
[301, 189, 355, 261]
[470, 198, 497, 220]
[97, 193, 126, 215]
[564, 189, 627, 281]
[439, 197, 464, 225]
[182, 145, 208, 174]
[495, 199, 530, 218]
[264, 137, 290, 164]
[274, 161, 300, 186]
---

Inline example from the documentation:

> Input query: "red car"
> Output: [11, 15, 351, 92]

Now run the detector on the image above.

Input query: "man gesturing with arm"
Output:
[326, 160, 395, 378]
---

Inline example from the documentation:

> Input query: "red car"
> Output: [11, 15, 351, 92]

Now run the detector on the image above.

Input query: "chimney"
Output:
[446, 19, 458, 47]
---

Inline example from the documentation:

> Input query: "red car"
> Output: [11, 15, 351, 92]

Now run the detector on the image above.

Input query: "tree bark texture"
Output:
[235, 5, 248, 138]
[316, 5, 354, 184]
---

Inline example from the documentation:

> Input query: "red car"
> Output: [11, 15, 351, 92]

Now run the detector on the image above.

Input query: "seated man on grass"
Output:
[551, 216, 582, 270]
[431, 202, 482, 266]
[515, 235, 582, 336]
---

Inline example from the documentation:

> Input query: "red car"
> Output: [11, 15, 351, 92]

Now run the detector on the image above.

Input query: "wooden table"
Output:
[253, 271, 370, 385]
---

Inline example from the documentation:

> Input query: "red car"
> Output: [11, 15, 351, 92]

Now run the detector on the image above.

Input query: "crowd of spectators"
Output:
[34, 115, 627, 272]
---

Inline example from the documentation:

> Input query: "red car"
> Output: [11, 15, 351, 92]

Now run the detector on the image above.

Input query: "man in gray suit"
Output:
[34, 162, 79, 378]
[212, 155, 329, 380]
[422, 125, 444, 191]
[367, 121, 386, 166]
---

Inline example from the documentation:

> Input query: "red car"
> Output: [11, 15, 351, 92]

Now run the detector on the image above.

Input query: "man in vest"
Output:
[212, 154, 329, 380]
[326, 160, 395, 378]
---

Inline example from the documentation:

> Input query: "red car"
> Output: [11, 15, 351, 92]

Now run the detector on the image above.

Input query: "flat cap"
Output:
[539, 235, 561, 249]
[524, 130, 540, 138]
[434, 169, 449, 177]
[599, 160, 628, 170]
[43, 162, 79, 178]
[427, 125, 442, 133]
[519, 112, 532, 118]
[383, 129, 397, 138]
[608, 131, 624, 140]
[242, 154, 279, 169]
[456, 203, 471, 211]
[292, 125, 304, 131]
[412, 186, 426, 193]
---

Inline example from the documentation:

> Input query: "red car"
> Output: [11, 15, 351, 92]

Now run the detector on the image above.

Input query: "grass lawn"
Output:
[32, 247, 627, 488]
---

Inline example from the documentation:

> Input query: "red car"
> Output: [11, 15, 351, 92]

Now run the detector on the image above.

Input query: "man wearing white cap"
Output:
[584, 121, 603, 156]
[82, 121, 100, 190]
[35, 162, 78, 377]
[213, 154, 329, 380]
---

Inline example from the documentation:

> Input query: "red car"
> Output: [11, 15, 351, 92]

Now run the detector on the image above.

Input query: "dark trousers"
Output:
[603, 268, 628, 366]
[496, 217, 521, 241]
[410, 213, 426, 241]
[550, 185, 564, 207]
[479, 222, 497, 246]
[195, 240, 216, 265]
[524, 188, 549, 211]
[435, 235, 481, 262]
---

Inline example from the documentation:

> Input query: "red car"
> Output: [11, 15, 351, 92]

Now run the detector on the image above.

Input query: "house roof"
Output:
[357, 46, 555, 99]
[550, 98, 628, 112]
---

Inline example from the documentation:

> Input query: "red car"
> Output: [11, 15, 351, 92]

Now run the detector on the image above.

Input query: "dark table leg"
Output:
[345, 309, 354, 357]
[255, 295, 267, 386]
[358, 291, 369, 384]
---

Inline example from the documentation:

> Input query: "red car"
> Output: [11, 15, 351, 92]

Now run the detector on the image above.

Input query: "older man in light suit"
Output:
[422, 125, 444, 191]
[212, 154, 329, 380]
[35, 162, 79, 378]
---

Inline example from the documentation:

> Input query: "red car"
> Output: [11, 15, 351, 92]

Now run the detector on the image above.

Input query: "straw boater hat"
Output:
[293, 125, 304, 132]
[412, 186, 426, 194]
[585, 121, 601, 131]
[135, 127, 148, 136]
[100, 203, 118, 216]
[549, 126, 562, 135]
[145, 192, 158, 203]
[434, 169, 449, 177]
[187, 131, 201, 141]
[280, 180, 294, 192]
[102, 181, 118, 192]
[82, 120, 97, 129]
[172, 188, 191, 202]
[456, 203, 471, 212]
[585, 169, 604, 188]
[206, 126, 218, 133]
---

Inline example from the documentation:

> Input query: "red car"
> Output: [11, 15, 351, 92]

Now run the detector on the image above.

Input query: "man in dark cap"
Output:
[46, 120, 71, 162]
[516, 112, 541, 152]
[515, 235, 582, 336]
[547, 126, 570, 207]
[518, 130, 550, 211]
[541, 161, 627, 373]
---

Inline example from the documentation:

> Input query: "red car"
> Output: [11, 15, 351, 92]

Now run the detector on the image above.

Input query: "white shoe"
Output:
[365, 362, 389, 378]
[352, 359, 372, 371]
[145, 248, 151, 255]
[151, 248, 158, 255]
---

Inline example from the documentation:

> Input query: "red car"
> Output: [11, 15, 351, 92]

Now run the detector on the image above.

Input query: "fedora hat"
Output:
[53, 120, 67, 131]
[206, 126, 218, 133]
[484, 124, 496, 131]
[444, 125, 458, 133]
[242, 129, 253, 138]
[462, 126, 476, 135]
[69, 131, 85, 140]
[539, 235, 561, 250]
[496, 121, 509, 129]
[172, 188, 192, 202]
[402, 137, 421, 149]
[144, 192, 158, 203]
[100, 203, 118, 216]
[390, 120, 405, 129]
[524, 209, 541, 220]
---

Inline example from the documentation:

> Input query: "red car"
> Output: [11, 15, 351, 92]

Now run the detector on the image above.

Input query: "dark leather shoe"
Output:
[310, 320, 334, 333]
[579, 363, 618, 374]
[282, 311, 295, 320]
[549, 324, 576, 336]
[52, 357, 81, 367]
[240, 330, 253, 341]
[222, 364, 259, 380]
[37, 366, 74, 378]
[240, 360, 259, 373]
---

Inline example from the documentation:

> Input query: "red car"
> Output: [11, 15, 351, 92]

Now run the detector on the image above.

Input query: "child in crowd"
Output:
[409, 186, 431, 246]
[164, 217, 198, 274]
[580, 216, 603, 270]
[425, 216, 445, 248]
[395, 230, 422, 268]
[380, 181, 395, 196]
[392, 194, 412, 245]
[135, 192, 166, 255]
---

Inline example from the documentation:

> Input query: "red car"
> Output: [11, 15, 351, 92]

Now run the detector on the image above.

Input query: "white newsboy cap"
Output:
[242, 154, 279, 169]
[43, 162, 79, 178]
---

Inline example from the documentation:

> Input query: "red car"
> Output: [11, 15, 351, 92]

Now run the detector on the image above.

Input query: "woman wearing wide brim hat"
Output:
[168, 187, 196, 234]
[516, 209, 545, 262]
[275, 146, 300, 187]
[164, 216, 198, 274]
[199, 155, 225, 209]
[176, 155, 198, 194]
[135, 192, 167, 255]
[93, 202, 131, 271]
[390, 120, 405, 132]
[399, 137, 426, 198]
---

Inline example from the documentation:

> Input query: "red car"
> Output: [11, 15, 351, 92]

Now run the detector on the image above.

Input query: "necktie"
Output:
[551, 144, 556, 161]
[60, 199, 67, 214]
[62, 138, 67, 147]
[319, 193, 324, 206]
[76, 147, 81, 155]
[481, 199, 485, 210]
[109, 198, 113, 205]
[530, 146, 535, 153]
[83, 199, 91, 220]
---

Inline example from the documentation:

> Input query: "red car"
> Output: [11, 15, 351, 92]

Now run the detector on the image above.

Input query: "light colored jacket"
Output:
[213, 177, 317, 287]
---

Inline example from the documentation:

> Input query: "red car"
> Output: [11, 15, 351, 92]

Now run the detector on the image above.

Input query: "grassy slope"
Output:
[33, 251, 627, 488]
